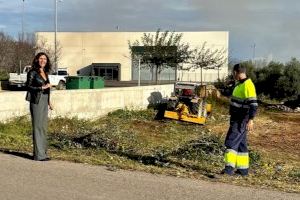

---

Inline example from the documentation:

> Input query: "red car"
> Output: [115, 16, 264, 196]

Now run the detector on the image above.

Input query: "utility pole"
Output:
[252, 43, 256, 61]
[138, 57, 141, 86]
[54, 0, 58, 72]
[21, 0, 25, 41]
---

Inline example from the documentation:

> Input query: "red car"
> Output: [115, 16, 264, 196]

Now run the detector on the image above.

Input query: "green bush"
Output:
[0, 70, 9, 81]
[223, 59, 300, 101]
[289, 169, 300, 181]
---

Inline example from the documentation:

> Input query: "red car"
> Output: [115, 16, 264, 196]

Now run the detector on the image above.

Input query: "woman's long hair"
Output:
[31, 52, 52, 73]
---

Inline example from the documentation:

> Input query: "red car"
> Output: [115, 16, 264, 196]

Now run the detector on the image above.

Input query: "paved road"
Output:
[0, 152, 299, 200]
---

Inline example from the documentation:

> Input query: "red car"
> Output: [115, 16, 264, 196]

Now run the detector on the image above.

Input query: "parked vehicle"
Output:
[50, 67, 69, 90]
[8, 66, 68, 90]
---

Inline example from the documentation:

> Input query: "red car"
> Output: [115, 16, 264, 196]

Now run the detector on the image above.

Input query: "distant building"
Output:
[36, 31, 229, 82]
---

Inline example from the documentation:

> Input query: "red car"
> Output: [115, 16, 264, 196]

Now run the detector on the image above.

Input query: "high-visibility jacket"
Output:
[224, 78, 258, 174]
[230, 78, 258, 120]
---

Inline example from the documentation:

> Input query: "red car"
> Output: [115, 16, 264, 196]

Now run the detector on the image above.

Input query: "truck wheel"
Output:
[57, 81, 66, 90]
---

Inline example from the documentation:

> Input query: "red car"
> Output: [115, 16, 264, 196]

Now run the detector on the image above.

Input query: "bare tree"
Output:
[13, 33, 37, 73]
[0, 32, 15, 73]
[35, 35, 62, 72]
[188, 42, 227, 84]
[0, 32, 63, 80]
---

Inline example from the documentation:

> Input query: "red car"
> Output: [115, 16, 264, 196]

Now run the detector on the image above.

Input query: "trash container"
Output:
[66, 76, 90, 89]
[90, 76, 104, 89]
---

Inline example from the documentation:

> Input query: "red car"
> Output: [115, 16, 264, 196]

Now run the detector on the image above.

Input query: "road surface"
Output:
[0, 152, 299, 200]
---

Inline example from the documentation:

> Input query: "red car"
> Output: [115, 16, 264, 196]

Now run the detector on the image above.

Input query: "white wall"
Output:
[0, 85, 173, 122]
[36, 31, 228, 82]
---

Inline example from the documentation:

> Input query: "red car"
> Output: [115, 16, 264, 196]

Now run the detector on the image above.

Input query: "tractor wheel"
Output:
[167, 100, 177, 110]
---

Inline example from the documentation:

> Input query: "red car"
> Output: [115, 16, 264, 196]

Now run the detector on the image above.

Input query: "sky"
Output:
[1, 0, 300, 62]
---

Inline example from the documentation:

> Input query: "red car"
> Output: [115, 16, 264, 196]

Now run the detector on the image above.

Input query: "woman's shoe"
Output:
[37, 157, 51, 161]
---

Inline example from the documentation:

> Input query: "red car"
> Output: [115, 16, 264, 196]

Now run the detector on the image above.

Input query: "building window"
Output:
[131, 46, 177, 81]
[91, 63, 120, 80]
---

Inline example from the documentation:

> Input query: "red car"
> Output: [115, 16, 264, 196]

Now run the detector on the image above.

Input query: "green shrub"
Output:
[0, 71, 9, 81]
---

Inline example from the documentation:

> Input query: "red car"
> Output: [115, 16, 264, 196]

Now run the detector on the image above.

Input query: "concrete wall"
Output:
[36, 31, 228, 82]
[0, 85, 173, 122]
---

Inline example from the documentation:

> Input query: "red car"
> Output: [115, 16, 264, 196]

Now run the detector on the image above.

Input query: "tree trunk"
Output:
[150, 68, 154, 81]
[175, 65, 178, 81]
[201, 67, 203, 85]
[155, 65, 159, 84]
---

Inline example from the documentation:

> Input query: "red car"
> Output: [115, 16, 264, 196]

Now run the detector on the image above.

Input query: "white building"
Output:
[36, 31, 229, 82]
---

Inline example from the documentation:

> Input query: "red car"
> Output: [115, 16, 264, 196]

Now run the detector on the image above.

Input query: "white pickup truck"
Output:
[9, 66, 68, 90]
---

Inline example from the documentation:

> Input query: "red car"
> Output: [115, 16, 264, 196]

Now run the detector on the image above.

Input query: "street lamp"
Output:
[19, 0, 25, 74]
[54, 0, 62, 72]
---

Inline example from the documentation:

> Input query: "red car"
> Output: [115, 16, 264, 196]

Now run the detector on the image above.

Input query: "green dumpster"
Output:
[90, 76, 104, 89]
[66, 76, 90, 89]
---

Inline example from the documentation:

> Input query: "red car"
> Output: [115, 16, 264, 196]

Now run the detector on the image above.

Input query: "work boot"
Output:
[221, 166, 235, 175]
[208, 166, 234, 179]
[235, 169, 248, 176]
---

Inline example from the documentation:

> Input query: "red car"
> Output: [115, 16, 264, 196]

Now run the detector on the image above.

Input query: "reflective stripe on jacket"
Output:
[230, 78, 258, 119]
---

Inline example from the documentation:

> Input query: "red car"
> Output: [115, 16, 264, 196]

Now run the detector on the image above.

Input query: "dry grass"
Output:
[0, 100, 299, 193]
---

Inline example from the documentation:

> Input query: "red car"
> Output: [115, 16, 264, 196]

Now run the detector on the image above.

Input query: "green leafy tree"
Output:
[255, 61, 284, 99]
[276, 58, 300, 100]
[129, 29, 192, 84]
[216, 58, 300, 101]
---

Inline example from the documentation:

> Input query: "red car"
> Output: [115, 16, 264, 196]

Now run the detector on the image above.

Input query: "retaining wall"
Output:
[0, 85, 173, 122]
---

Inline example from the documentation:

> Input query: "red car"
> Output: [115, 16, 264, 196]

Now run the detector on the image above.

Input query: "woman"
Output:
[26, 52, 53, 161]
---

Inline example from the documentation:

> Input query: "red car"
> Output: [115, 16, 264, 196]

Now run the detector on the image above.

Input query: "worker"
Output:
[222, 63, 258, 176]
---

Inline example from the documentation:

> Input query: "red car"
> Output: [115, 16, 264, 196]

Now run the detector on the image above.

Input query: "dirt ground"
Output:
[206, 112, 300, 163]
